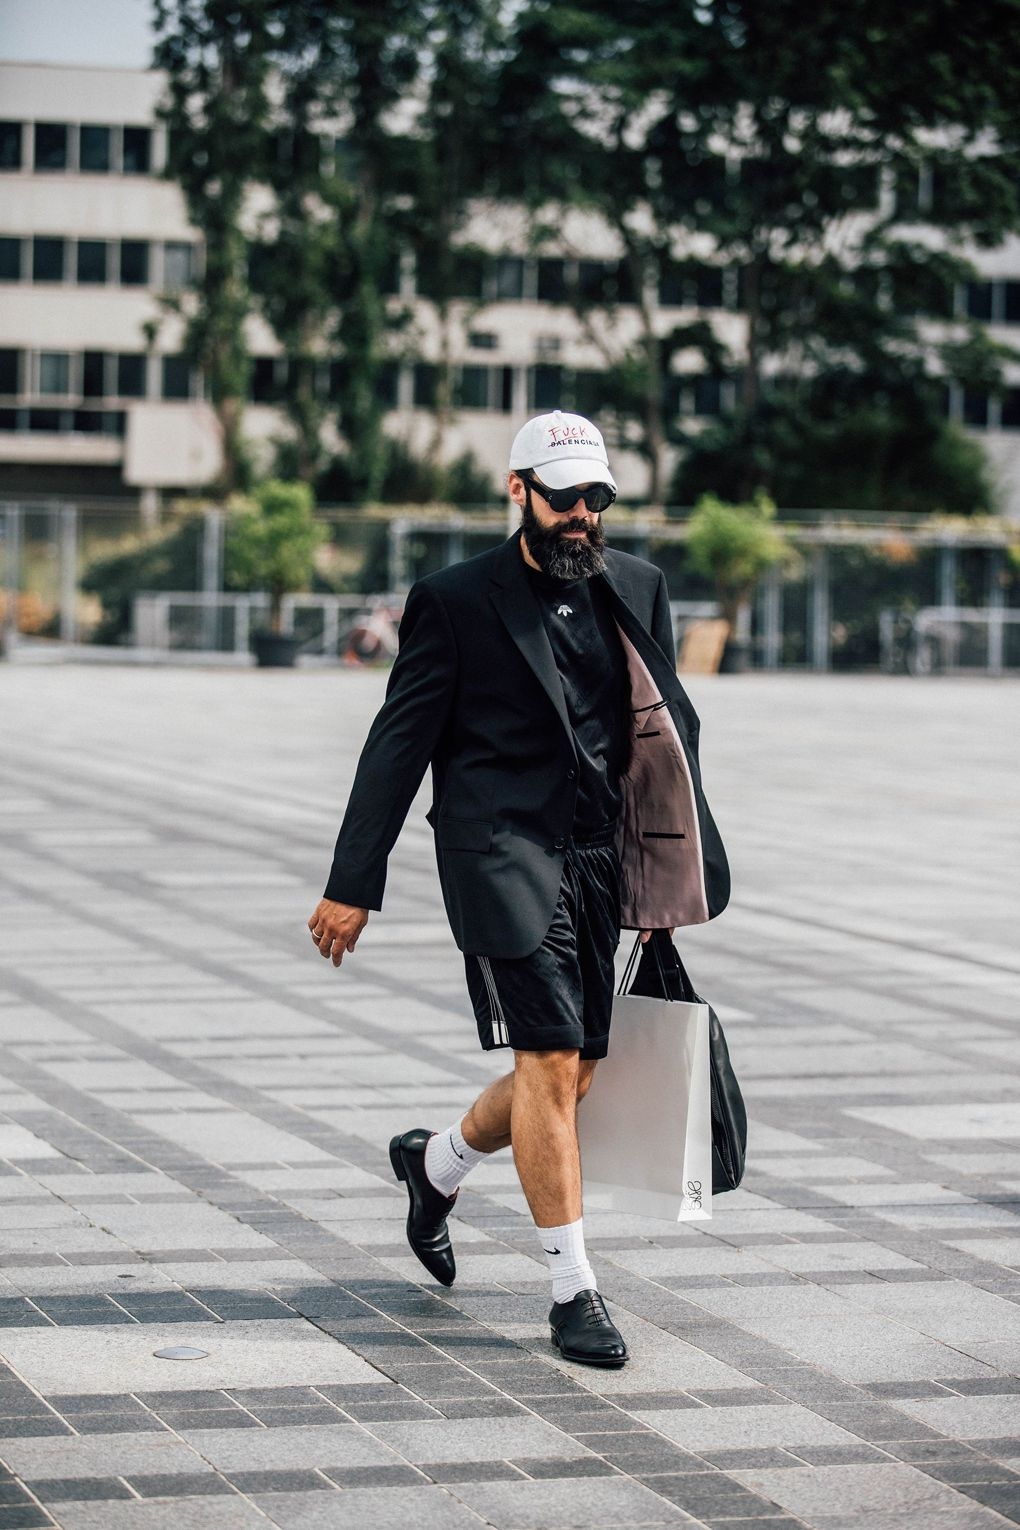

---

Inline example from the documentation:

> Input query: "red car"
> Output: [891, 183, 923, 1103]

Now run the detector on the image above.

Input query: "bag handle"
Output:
[617, 929, 699, 1002]
[617, 932, 644, 995]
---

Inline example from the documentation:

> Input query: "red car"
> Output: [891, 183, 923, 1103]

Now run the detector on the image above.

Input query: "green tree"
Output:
[224, 479, 325, 632]
[153, 0, 280, 494]
[500, 0, 1020, 511]
[247, 10, 342, 486]
[399, 0, 506, 484]
[686, 491, 787, 633]
[315, 0, 430, 502]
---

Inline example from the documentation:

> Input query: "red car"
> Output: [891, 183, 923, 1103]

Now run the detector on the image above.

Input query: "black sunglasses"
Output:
[522, 472, 617, 515]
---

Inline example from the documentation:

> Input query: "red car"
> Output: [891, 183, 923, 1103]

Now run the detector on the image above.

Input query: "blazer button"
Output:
[566, 769, 576, 780]
[553, 836, 566, 851]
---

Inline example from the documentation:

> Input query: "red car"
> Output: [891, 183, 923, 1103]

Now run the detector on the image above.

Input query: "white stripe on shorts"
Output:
[477, 955, 510, 1047]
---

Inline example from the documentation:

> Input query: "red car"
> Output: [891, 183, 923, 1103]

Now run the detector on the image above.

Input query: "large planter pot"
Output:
[718, 637, 751, 674]
[251, 631, 301, 668]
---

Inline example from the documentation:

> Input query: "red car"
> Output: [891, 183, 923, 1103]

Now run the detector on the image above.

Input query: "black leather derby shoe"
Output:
[388, 1128, 457, 1286]
[550, 1289, 628, 1367]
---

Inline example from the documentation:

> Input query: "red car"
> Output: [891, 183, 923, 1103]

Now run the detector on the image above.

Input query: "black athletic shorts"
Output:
[464, 824, 621, 1061]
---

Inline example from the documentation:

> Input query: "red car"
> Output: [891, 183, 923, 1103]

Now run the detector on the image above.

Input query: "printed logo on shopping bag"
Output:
[681, 1179, 703, 1213]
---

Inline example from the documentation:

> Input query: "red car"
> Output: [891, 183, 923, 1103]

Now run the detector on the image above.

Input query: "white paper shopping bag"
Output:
[578, 989, 713, 1222]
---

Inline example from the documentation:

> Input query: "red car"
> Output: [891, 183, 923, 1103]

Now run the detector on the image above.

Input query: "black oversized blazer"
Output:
[325, 532, 730, 958]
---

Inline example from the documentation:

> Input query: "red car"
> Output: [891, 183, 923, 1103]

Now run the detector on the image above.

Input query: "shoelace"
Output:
[581, 1292, 611, 1328]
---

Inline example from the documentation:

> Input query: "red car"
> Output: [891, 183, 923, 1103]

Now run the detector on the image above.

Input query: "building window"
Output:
[251, 356, 284, 402]
[1004, 282, 1020, 324]
[34, 122, 69, 171]
[72, 410, 105, 434]
[122, 126, 152, 174]
[0, 121, 22, 170]
[456, 366, 490, 409]
[493, 257, 524, 301]
[574, 370, 609, 416]
[38, 352, 71, 395]
[116, 353, 147, 398]
[0, 238, 21, 280]
[0, 350, 19, 394]
[1001, 389, 1020, 429]
[79, 124, 111, 173]
[161, 354, 192, 400]
[119, 240, 149, 285]
[83, 351, 108, 398]
[415, 248, 484, 301]
[694, 375, 723, 415]
[83, 347, 109, 394]
[33, 237, 66, 282]
[537, 258, 567, 303]
[469, 331, 498, 351]
[695, 266, 724, 309]
[413, 363, 438, 408]
[966, 282, 993, 321]
[532, 364, 562, 411]
[76, 240, 108, 284]
[163, 242, 195, 291]
[660, 262, 725, 309]
[29, 408, 66, 431]
[963, 390, 988, 427]
[578, 261, 610, 304]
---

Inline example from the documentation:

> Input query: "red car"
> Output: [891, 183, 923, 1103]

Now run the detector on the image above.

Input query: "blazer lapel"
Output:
[489, 535, 575, 753]
[598, 563, 682, 701]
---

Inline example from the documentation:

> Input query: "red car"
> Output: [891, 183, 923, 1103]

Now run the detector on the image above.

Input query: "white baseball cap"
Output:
[509, 410, 617, 492]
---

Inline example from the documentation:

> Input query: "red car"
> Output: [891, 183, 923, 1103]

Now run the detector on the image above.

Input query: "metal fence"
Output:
[3, 496, 1019, 672]
[131, 591, 407, 661]
[879, 606, 1020, 676]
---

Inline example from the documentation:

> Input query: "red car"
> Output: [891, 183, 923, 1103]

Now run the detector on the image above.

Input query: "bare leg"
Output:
[462, 1057, 598, 1160]
[461, 1070, 515, 1154]
[466, 1052, 597, 1227]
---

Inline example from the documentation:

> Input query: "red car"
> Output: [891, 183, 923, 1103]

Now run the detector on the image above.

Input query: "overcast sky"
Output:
[0, 0, 156, 68]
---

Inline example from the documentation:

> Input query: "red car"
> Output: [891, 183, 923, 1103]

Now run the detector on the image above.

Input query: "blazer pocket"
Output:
[436, 816, 493, 852]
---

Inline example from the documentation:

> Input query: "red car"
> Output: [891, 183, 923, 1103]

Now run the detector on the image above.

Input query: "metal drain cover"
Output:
[152, 1346, 210, 1360]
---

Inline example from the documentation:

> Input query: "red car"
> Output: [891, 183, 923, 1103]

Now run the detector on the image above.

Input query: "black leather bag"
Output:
[627, 930, 747, 1194]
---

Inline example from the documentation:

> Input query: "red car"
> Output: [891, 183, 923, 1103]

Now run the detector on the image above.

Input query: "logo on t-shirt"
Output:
[556, 604, 573, 617]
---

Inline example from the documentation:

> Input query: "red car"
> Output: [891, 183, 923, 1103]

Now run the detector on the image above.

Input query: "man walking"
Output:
[308, 411, 729, 1366]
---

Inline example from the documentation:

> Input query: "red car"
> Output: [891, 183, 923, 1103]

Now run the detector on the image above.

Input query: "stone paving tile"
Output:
[635, 1405, 869, 1453]
[449, 1474, 690, 1526]
[176, 1422, 406, 1472]
[2, 670, 1020, 1530]
[0, 1320, 386, 1394]
[0, 1433, 209, 1480]
[45, 1502, 269, 1529]
[367, 1415, 595, 1464]
[251, 1485, 493, 1528]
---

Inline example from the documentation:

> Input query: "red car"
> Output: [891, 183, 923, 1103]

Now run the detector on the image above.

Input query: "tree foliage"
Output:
[685, 492, 787, 630]
[224, 478, 325, 631]
[495, 0, 1020, 508]
[153, 0, 1020, 514]
[153, 0, 281, 493]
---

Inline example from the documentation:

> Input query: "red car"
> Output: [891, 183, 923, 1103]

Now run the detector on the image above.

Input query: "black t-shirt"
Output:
[525, 564, 630, 835]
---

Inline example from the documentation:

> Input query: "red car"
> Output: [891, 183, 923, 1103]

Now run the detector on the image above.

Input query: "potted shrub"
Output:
[225, 479, 325, 667]
[685, 492, 788, 671]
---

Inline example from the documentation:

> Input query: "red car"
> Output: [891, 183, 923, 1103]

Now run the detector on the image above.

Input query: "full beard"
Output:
[521, 496, 607, 580]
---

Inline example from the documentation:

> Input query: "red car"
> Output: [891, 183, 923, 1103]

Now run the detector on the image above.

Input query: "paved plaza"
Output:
[0, 663, 1018, 1530]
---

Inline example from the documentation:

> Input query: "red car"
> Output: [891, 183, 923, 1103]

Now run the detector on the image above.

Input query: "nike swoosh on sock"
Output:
[450, 1132, 464, 1160]
[543, 1246, 561, 1255]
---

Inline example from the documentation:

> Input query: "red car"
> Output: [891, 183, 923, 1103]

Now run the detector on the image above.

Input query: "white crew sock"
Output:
[424, 1119, 489, 1197]
[537, 1217, 597, 1305]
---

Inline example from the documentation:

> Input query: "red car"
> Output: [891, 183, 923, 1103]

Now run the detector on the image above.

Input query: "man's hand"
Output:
[640, 926, 676, 945]
[307, 899, 369, 967]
